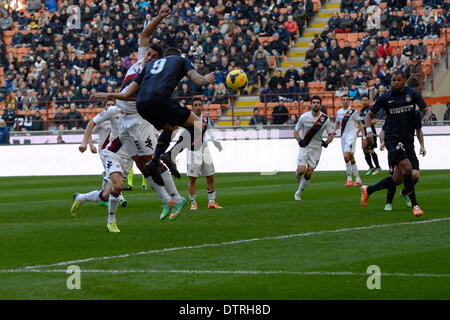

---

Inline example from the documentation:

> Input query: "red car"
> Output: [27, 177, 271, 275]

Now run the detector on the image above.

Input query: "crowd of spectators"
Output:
[259, 0, 450, 117]
[0, 0, 316, 131]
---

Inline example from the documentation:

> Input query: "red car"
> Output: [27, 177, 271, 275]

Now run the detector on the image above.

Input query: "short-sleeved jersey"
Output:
[336, 107, 360, 137]
[295, 111, 333, 149]
[134, 55, 195, 103]
[116, 47, 147, 113]
[360, 106, 376, 134]
[371, 87, 427, 140]
[92, 119, 111, 149]
[93, 106, 127, 157]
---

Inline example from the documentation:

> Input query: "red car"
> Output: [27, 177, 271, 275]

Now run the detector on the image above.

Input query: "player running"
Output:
[359, 95, 381, 176]
[335, 95, 366, 187]
[92, 47, 215, 189]
[293, 96, 335, 200]
[184, 97, 223, 210]
[72, 103, 133, 233]
[361, 70, 431, 216]
[368, 109, 426, 211]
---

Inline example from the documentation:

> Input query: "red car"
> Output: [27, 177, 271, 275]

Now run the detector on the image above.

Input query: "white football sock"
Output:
[352, 163, 361, 182]
[78, 190, 101, 204]
[345, 161, 352, 180]
[207, 190, 216, 204]
[297, 177, 310, 194]
[108, 193, 120, 224]
[189, 194, 196, 204]
[146, 176, 171, 203]
[161, 170, 182, 203]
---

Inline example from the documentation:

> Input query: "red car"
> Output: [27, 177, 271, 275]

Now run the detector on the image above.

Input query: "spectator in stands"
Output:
[272, 101, 289, 125]
[406, 56, 424, 90]
[415, 19, 427, 38]
[287, 114, 299, 125]
[389, 21, 404, 40]
[0, 12, 13, 31]
[284, 15, 299, 45]
[53, 107, 67, 129]
[335, 10, 354, 34]
[403, 0, 416, 16]
[305, 43, 320, 61]
[254, 52, 269, 86]
[286, 79, 300, 102]
[413, 37, 428, 59]
[284, 64, 301, 86]
[2, 103, 16, 131]
[341, 68, 354, 89]
[425, 16, 441, 39]
[66, 103, 83, 130]
[313, 62, 328, 82]
[298, 80, 310, 101]
[27, 0, 42, 12]
[31, 110, 45, 131]
[326, 70, 340, 91]
[393, 47, 407, 69]
[341, 0, 354, 13]
[244, 64, 259, 95]
[328, 11, 341, 32]
[269, 70, 286, 92]
[377, 39, 393, 59]
[443, 103, 450, 124]
[213, 83, 228, 105]
[250, 108, 267, 126]
[403, 38, 415, 57]
[403, 19, 416, 39]
[0, 119, 9, 144]
[377, 65, 392, 87]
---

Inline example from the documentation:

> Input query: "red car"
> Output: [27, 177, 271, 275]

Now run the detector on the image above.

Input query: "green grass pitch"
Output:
[0, 171, 449, 300]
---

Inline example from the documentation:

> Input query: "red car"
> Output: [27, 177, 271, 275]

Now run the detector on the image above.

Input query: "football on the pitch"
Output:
[226, 69, 248, 92]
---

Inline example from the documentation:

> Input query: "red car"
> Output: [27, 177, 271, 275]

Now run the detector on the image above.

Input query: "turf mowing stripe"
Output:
[0, 269, 449, 278]
[15, 217, 450, 271]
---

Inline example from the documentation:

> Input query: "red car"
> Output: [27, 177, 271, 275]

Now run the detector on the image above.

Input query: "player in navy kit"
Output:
[92, 47, 215, 190]
[360, 71, 431, 216]
[359, 95, 381, 176]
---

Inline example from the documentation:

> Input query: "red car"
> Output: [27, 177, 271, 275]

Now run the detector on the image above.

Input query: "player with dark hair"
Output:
[293, 95, 335, 200]
[361, 70, 431, 216]
[335, 94, 366, 187]
[380, 109, 426, 211]
[92, 47, 215, 218]
[185, 97, 223, 210]
[359, 95, 381, 176]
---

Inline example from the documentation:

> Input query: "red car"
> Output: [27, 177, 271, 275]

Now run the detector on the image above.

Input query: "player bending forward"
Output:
[335, 95, 366, 187]
[185, 97, 223, 210]
[294, 96, 335, 200]
[72, 104, 133, 233]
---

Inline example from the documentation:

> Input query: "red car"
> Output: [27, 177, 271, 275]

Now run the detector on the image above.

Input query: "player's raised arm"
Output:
[140, 4, 171, 48]
[91, 82, 139, 101]
[186, 70, 215, 86]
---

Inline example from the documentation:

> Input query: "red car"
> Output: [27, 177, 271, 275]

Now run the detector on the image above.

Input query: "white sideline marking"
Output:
[0, 269, 449, 278]
[12, 217, 449, 271]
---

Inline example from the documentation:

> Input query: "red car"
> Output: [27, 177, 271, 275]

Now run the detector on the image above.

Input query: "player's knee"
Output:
[413, 170, 420, 182]
[297, 166, 306, 175]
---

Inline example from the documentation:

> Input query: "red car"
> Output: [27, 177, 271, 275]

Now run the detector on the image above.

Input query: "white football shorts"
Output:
[186, 146, 215, 177]
[119, 113, 158, 157]
[297, 146, 322, 169]
[102, 150, 133, 182]
[341, 134, 357, 154]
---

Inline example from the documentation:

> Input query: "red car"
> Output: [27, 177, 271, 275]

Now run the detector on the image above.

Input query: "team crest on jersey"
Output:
[320, 117, 325, 123]
[406, 95, 412, 102]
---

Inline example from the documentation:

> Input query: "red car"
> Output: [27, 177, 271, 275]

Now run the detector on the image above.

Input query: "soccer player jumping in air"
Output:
[361, 71, 431, 216]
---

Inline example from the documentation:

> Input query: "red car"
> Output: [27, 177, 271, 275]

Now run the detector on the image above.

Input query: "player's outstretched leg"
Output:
[71, 190, 104, 216]
[361, 176, 395, 208]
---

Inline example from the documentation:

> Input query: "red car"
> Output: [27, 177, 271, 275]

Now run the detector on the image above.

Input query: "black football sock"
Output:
[364, 153, 374, 168]
[153, 130, 172, 160]
[401, 180, 418, 197]
[367, 176, 394, 195]
[371, 152, 380, 168]
[386, 184, 396, 204]
[403, 174, 418, 207]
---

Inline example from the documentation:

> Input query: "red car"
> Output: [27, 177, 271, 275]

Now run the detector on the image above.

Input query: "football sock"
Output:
[127, 167, 134, 187]
[403, 174, 418, 206]
[154, 130, 172, 160]
[371, 152, 380, 168]
[351, 163, 361, 182]
[345, 161, 352, 180]
[401, 180, 418, 197]
[297, 177, 310, 194]
[161, 169, 182, 203]
[78, 190, 101, 203]
[207, 190, 216, 204]
[364, 153, 374, 168]
[141, 174, 147, 187]
[386, 184, 396, 204]
[367, 176, 394, 195]
[108, 191, 120, 224]
[146, 176, 171, 203]
[118, 193, 124, 202]
[189, 194, 196, 204]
